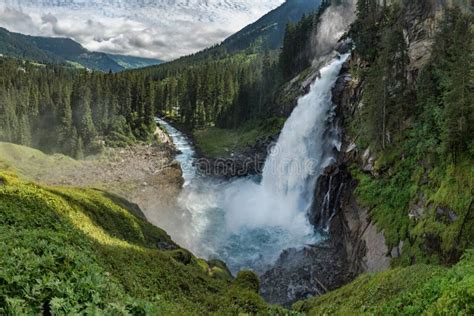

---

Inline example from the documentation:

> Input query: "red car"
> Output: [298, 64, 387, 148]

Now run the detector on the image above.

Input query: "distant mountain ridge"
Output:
[171, 0, 322, 62]
[220, 0, 322, 52]
[0, 0, 319, 70]
[0, 27, 163, 71]
[107, 54, 164, 69]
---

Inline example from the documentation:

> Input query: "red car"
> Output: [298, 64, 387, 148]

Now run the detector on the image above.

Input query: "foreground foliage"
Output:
[0, 172, 286, 315]
[294, 250, 474, 315]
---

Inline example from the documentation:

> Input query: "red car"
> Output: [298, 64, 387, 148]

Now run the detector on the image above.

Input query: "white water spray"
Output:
[313, 0, 356, 59]
[159, 53, 350, 273]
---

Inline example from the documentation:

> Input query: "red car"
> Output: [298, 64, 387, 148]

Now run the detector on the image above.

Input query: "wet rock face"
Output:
[259, 68, 363, 305]
[309, 165, 352, 231]
[196, 135, 277, 178]
[259, 56, 390, 306]
[259, 166, 358, 306]
[260, 1, 448, 306]
[260, 241, 350, 307]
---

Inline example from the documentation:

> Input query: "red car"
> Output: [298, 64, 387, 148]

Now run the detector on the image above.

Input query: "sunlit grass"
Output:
[0, 172, 274, 314]
[294, 250, 474, 315]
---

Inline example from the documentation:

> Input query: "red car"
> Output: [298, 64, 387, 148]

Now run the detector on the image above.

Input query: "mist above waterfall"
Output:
[313, 0, 356, 58]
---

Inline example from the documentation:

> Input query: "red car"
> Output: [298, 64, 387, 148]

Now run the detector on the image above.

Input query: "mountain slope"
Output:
[0, 27, 162, 72]
[31, 36, 123, 72]
[0, 171, 280, 314]
[164, 0, 322, 63]
[0, 27, 122, 71]
[0, 27, 59, 64]
[219, 0, 322, 53]
[107, 54, 163, 69]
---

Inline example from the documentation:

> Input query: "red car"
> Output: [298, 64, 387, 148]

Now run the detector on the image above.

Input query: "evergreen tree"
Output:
[72, 79, 97, 146]
[439, 10, 473, 160]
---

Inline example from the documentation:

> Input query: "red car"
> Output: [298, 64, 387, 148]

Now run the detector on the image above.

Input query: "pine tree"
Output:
[440, 10, 473, 161]
[75, 135, 85, 160]
[72, 79, 97, 147]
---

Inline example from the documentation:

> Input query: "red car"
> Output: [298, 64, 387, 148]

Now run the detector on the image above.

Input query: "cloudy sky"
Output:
[0, 0, 284, 60]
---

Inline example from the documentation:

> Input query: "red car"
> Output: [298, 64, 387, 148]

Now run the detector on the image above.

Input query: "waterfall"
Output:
[158, 53, 350, 273]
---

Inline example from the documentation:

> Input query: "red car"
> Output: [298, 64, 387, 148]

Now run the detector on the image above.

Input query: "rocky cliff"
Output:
[260, 0, 449, 306]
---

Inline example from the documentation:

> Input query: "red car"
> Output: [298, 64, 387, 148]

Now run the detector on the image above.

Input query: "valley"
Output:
[0, 0, 473, 314]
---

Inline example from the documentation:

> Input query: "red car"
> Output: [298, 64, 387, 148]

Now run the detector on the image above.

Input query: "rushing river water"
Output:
[156, 54, 349, 274]
[154, 118, 197, 186]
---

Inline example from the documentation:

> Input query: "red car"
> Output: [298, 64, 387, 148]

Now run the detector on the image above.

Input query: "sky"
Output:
[0, 0, 285, 61]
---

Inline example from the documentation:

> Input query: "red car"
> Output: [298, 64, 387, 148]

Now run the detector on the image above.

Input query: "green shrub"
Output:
[234, 270, 260, 293]
[294, 250, 474, 315]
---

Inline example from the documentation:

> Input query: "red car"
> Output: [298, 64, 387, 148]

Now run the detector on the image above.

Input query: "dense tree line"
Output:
[280, 0, 330, 80]
[0, 59, 156, 158]
[137, 52, 281, 129]
[352, 0, 473, 160]
[0, 2, 329, 157]
[132, 4, 327, 130]
[420, 6, 473, 160]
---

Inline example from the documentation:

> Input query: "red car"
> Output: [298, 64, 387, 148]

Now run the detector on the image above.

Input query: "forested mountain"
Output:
[130, 0, 329, 130]
[204, 0, 322, 56]
[0, 0, 330, 156]
[30, 35, 123, 72]
[0, 27, 162, 72]
[0, 57, 157, 158]
[107, 54, 163, 69]
[0, 27, 58, 64]
[0, 0, 325, 150]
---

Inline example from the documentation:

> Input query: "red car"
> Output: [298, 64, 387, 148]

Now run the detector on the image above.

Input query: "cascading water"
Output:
[158, 53, 350, 274]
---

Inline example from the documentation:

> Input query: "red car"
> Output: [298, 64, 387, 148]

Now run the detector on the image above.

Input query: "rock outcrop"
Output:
[260, 1, 443, 299]
[252, 1, 447, 306]
[195, 136, 277, 178]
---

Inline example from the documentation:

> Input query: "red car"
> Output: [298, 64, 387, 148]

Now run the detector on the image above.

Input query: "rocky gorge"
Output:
[187, 1, 453, 306]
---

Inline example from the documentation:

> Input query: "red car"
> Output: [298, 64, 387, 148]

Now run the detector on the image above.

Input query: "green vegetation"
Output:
[294, 250, 474, 315]
[0, 57, 156, 158]
[234, 271, 261, 293]
[1, 1, 472, 314]
[346, 1, 474, 264]
[0, 172, 289, 315]
[0, 1, 328, 159]
[193, 117, 285, 157]
[132, 1, 328, 135]
[0, 142, 79, 179]
[107, 54, 163, 70]
[280, 2, 329, 80]
[353, 154, 473, 265]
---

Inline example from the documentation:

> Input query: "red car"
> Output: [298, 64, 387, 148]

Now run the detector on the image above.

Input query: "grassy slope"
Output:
[350, 144, 473, 265]
[0, 142, 79, 177]
[0, 172, 287, 315]
[193, 117, 285, 158]
[294, 251, 474, 315]
[1, 144, 471, 314]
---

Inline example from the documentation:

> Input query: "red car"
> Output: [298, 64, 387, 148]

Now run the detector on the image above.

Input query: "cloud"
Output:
[0, 6, 37, 34]
[0, 0, 284, 60]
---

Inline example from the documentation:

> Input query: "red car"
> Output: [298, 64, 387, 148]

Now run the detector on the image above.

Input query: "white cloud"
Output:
[0, 0, 284, 60]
